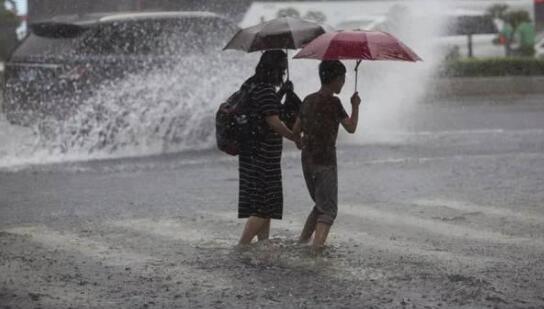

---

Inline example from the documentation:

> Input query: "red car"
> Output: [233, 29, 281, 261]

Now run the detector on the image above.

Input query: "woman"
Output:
[238, 50, 298, 245]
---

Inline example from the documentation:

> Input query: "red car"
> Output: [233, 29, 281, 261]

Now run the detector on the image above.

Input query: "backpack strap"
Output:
[238, 82, 257, 112]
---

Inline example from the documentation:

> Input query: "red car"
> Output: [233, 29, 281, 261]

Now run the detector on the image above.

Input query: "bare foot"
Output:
[233, 243, 252, 252]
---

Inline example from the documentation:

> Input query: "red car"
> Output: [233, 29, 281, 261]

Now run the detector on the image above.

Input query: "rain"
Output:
[1, 0, 543, 308]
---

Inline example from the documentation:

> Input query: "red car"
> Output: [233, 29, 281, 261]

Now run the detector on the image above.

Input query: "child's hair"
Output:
[319, 60, 346, 84]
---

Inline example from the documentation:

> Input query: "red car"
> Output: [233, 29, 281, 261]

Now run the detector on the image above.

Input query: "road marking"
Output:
[4, 222, 235, 291]
[414, 198, 544, 224]
[110, 218, 233, 247]
[360, 128, 544, 138]
[351, 152, 544, 166]
[106, 218, 246, 290]
[207, 210, 504, 266]
[341, 205, 544, 247]
[4, 225, 154, 266]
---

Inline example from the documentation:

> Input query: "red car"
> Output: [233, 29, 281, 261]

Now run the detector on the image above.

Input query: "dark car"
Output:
[3, 11, 238, 125]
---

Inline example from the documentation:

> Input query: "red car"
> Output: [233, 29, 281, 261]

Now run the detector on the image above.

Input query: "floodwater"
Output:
[1, 95, 544, 308]
[1, 1, 544, 308]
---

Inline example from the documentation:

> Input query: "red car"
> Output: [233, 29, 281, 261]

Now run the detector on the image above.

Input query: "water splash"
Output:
[0, 1, 454, 169]
[35, 54, 252, 154]
[350, 1, 452, 141]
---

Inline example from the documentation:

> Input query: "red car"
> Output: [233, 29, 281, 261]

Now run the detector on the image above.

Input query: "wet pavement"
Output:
[1, 95, 544, 308]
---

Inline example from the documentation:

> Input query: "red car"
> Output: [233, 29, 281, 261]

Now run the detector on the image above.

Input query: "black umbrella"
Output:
[224, 17, 331, 78]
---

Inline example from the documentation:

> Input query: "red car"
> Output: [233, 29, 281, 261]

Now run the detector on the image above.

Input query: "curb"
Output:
[428, 76, 544, 98]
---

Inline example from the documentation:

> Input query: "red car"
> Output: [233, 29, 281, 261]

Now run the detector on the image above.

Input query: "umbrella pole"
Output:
[354, 60, 362, 93]
[286, 49, 290, 81]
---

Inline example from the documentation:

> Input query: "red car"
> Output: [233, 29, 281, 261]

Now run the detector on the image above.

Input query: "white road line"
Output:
[361, 128, 544, 138]
[110, 218, 234, 247]
[107, 218, 243, 289]
[353, 152, 544, 166]
[341, 205, 544, 247]
[4, 225, 154, 266]
[414, 198, 544, 224]
[207, 210, 504, 266]
[4, 222, 234, 290]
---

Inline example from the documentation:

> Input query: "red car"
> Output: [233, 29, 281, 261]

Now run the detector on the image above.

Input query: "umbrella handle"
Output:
[354, 60, 362, 93]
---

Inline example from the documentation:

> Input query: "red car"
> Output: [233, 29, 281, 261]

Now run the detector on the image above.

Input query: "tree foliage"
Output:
[1, 0, 20, 24]
[486, 4, 509, 20]
[504, 10, 531, 30]
[277, 7, 300, 19]
[0, 0, 21, 60]
[304, 11, 326, 23]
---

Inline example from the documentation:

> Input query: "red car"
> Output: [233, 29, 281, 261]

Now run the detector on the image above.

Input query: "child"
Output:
[292, 60, 361, 252]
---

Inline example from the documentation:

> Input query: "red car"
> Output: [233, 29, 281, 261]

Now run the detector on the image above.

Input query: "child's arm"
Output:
[341, 92, 361, 134]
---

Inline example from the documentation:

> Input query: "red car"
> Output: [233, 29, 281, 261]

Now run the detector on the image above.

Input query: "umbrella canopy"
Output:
[293, 30, 422, 91]
[293, 30, 422, 61]
[223, 17, 330, 52]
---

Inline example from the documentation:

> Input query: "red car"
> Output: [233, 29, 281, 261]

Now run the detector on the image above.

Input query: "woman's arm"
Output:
[265, 115, 298, 142]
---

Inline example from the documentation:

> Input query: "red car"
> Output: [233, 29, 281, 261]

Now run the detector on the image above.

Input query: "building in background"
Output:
[27, 0, 252, 23]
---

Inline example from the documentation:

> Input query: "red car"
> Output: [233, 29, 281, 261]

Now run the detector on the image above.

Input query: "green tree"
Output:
[486, 4, 509, 20]
[504, 10, 531, 30]
[304, 11, 326, 23]
[504, 10, 535, 57]
[0, 0, 21, 60]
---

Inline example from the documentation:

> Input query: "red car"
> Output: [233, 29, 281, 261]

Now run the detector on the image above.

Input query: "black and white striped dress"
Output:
[238, 81, 283, 220]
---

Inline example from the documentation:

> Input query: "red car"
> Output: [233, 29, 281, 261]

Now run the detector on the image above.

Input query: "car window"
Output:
[12, 17, 236, 60]
[82, 17, 236, 56]
[11, 24, 88, 60]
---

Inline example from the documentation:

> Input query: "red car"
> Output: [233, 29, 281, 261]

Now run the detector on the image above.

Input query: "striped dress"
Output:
[238, 81, 283, 220]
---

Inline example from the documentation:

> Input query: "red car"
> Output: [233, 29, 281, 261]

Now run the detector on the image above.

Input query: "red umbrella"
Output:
[294, 30, 422, 91]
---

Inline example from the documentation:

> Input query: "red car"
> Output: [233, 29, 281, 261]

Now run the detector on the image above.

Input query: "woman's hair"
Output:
[254, 50, 288, 84]
[319, 60, 346, 84]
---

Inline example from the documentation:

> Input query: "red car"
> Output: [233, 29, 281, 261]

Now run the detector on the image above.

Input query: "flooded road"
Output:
[1, 95, 544, 308]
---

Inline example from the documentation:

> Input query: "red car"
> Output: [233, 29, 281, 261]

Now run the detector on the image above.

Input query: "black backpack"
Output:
[215, 83, 256, 156]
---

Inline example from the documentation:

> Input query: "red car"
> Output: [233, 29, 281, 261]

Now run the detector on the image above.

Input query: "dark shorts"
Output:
[302, 152, 338, 225]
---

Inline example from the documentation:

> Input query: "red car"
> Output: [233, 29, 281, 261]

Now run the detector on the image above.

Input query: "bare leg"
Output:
[257, 219, 271, 241]
[299, 208, 318, 243]
[239, 216, 269, 245]
[312, 222, 331, 252]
